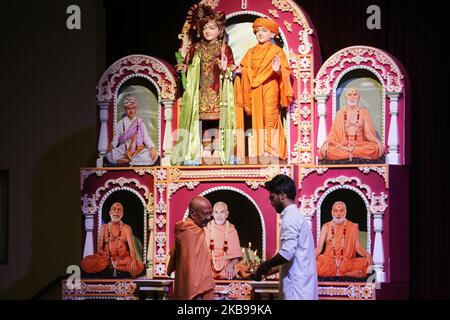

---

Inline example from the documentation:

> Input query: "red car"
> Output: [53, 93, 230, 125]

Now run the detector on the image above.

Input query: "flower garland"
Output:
[108, 221, 122, 277]
[209, 220, 229, 272]
[330, 221, 346, 276]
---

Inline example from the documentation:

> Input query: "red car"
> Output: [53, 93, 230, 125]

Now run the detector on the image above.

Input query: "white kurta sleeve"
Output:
[279, 213, 300, 261]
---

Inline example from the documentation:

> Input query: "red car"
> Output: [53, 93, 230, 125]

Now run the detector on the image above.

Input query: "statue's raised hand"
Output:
[272, 55, 281, 73]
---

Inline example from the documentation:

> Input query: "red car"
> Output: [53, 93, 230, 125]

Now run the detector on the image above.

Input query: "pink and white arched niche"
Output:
[179, 0, 321, 164]
[96, 55, 178, 167]
[314, 46, 409, 165]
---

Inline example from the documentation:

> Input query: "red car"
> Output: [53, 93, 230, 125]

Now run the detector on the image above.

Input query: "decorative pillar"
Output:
[97, 101, 110, 167]
[81, 195, 97, 257]
[372, 211, 386, 283]
[146, 213, 154, 279]
[315, 95, 329, 153]
[386, 92, 401, 165]
[369, 191, 388, 284]
[161, 99, 174, 166]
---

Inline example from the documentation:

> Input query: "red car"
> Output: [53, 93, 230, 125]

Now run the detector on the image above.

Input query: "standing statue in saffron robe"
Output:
[106, 96, 158, 166]
[319, 88, 385, 161]
[204, 201, 243, 280]
[171, 4, 236, 166]
[81, 202, 145, 278]
[316, 201, 373, 278]
[234, 17, 294, 162]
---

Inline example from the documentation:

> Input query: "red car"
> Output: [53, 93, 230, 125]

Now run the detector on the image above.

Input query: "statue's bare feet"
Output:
[344, 270, 367, 278]
[118, 158, 130, 166]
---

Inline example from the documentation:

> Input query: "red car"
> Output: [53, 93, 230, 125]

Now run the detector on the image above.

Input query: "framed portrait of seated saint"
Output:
[80, 190, 147, 279]
[316, 188, 373, 280]
[319, 69, 386, 165]
[105, 80, 161, 167]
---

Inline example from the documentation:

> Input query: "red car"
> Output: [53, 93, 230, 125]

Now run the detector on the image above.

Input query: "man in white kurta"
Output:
[106, 96, 158, 166]
[278, 204, 318, 300]
[253, 174, 318, 300]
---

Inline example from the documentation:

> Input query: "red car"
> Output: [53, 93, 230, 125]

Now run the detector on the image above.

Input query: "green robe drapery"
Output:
[171, 51, 236, 166]
[171, 52, 201, 166]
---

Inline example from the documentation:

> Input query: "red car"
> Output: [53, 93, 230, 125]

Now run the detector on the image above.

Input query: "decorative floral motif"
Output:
[298, 28, 313, 55]
[155, 215, 167, 229]
[246, 181, 265, 190]
[300, 152, 311, 164]
[368, 192, 388, 214]
[168, 181, 201, 198]
[358, 166, 387, 182]
[154, 263, 166, 276]
[299, 195, 316, 217]
[81, 194, 97, 215]
[268, 9, 279, 18]
[284, 21, 292, 32]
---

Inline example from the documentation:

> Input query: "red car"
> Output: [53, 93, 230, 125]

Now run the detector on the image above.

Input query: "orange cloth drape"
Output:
[169, 218, 215, 300]
[234, 42, 293, 160]
[316, 221, 370, 277]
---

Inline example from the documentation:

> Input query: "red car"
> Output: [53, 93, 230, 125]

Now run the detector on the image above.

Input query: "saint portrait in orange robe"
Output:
[319, 88, 384, 161]
[204, 202, 242, 280]
[316, 201, 372, 278]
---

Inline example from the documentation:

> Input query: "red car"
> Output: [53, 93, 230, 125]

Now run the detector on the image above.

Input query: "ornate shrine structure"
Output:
[65, 0, 409, 300]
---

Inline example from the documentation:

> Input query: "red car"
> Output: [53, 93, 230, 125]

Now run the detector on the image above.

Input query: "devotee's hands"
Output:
[222, 264, 236, 280]
[251, 261, 270, 281]
[272, 55, 281, 73]
[107, 143, 113, 153]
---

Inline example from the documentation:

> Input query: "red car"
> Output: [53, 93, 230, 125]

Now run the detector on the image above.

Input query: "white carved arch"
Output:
[316, 185, 372, 253]
[315, 45, 405, 97]
[182, 186, 267, 260]
[313, 175, 372, 201]
[94, 177, 150, 202]
[97, 54, 177, 102]
[97, 187, 148, 263]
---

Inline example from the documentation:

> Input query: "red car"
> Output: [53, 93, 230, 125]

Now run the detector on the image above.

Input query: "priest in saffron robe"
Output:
[319, 88, 384, 161]
[316, 201, 373, 278]
[204, 201, 243, 280]
[81, 202, 145, 278]
[106, 95, 158, 166]
[234, 17, 294, 161]
[167, 196, 215, 300]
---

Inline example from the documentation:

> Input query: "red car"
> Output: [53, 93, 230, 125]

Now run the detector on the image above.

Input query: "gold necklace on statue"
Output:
[209, 220, 229, 272]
